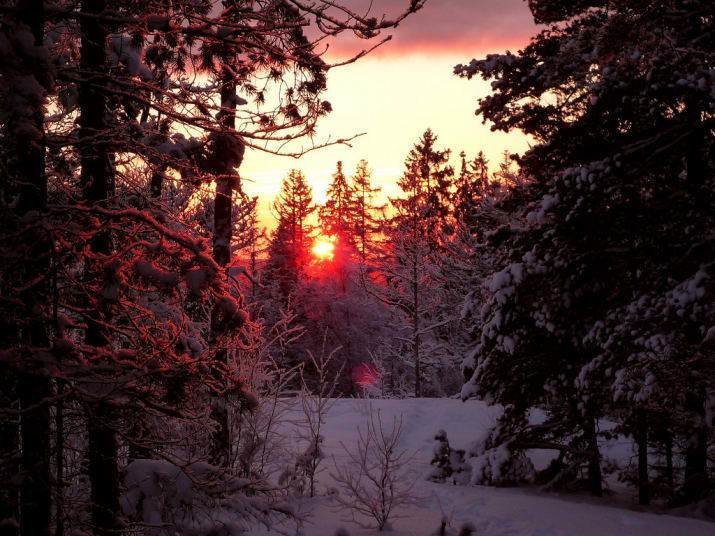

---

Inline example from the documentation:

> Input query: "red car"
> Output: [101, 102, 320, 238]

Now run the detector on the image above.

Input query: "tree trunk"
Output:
[150, 167, 166, 199]
[79, 1, 120, 533]
[18, 374, 51, 536]
[55, 383, 65, 536]
[583, 415, 603, 497]
[10, 1, 53, 534]
[0, 373, 19, 536]
[636, 411, 650, 505]
[15, 0, 47, 213]
[681, 391, 709, 503]
[79, 0, 113, 205]
[412, 251, 421, 398]
[664, 431, 674, 494]
[87, 404, 120, 536]
[209, 67, 243, 465]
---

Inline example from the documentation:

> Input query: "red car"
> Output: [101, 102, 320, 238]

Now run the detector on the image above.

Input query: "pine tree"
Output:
[267, 170, 315, 299]
[371, 131, 456, 397]
[320, 161, 354, 239]
[456, 0, 714, 499]
[392, 129, 454, 246]
[350, 159, 384, 264]
[492, 150, 517, 189]
[454, 150, 491, 232]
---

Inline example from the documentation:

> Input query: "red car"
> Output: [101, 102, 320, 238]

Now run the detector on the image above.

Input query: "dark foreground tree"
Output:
[457, 0, 714, 500]
[0, 0, 427, 533]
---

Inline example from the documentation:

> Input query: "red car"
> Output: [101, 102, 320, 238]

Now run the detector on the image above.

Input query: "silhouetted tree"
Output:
[350, 159, 384, 264]
[457, 0, 714, 499]
[266, 170, 316, 300]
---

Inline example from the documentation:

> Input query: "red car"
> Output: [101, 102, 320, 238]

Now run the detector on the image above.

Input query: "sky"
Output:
[240, 0, 538, 225]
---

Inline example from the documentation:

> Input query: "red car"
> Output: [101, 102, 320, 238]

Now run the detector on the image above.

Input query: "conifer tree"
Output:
[457, 0, 714, 499]
[392, 129, 454, 245]
[454, 150, 491, 231]
[267, 170, 315, 299]
[372, 131, 455, 397]
[320, 161, 354, 239]
[350, 159, 384, 264]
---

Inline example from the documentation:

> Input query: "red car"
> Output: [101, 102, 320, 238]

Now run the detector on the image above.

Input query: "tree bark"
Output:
[664, 431, 674, 494]
[79, 1, 120, 533]
[11, 1, 53, 534]
[87, 405, 120, 536]
[150, 167, 166, 199]
[412, 244, 421, 398]
[583, 415, 603, 497]
[636, 411, 650, 505]
[209, 66, 243, 465]
[55, 383, 65, 536]
[681, 391, 709, 503]
[0, 376, 19, 536]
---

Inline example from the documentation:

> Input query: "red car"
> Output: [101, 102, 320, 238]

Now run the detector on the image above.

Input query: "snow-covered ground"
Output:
[252, 398, 713, 536]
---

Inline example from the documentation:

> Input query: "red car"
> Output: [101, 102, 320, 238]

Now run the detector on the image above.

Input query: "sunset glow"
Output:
[241, 0, 537, 229]
[311, 236, 336, 261]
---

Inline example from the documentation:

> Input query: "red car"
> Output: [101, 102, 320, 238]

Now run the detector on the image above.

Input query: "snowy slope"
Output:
[252, 398, 714, 536]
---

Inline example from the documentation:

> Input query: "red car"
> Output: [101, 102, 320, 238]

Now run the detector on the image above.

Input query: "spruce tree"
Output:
[457, 0, 714, 499]
[267, 170, 315, 299]
[392, 129, 454, 246]
[320, 161, 354, 240]
[454, 150, 491, 232]
[372, 131, 456, 397]
[350, 159, 384, 264]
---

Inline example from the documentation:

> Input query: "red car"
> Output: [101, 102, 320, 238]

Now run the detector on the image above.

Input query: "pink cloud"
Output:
[315, 0, 537, 59]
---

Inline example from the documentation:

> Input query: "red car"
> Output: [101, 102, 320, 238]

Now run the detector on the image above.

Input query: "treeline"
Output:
[248, 132, 517, 397]
[0, 1, 425, 535]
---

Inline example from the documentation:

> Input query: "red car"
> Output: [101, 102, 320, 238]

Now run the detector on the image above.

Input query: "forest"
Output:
[0, 0, 713, 535]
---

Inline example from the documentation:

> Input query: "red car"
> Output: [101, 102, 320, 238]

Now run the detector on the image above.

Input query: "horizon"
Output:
[240, 0, 537, 228]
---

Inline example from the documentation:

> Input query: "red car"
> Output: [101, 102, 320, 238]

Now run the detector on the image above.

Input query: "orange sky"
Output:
[240, 0, 538, 227]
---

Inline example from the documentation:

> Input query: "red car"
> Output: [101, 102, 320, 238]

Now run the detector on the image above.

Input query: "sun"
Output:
[312, 236, 336, 261]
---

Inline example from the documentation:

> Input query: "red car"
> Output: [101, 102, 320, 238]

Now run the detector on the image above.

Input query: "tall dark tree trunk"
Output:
[87, 405, 120, 536]
[412, 247, 421, 398]
[79, 1, 120, 533]
[209, 67, 244, 465]
[55, 383, 65, 536]
[681, 391, 709, 503]
[664, 430, 674, 494]
[10, 1, 53, 535]
[636, 411, 650, 505]
[583, 415, 603, 497]
[79, 0, 113, 206]
[0, 380, 19, 536]
[18, 374, 52, 536]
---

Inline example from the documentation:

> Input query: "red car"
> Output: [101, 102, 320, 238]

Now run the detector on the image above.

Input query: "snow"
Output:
[248, 398, 714, 536]
[527, 194, 559, 225]
[110, 34, 153, 81]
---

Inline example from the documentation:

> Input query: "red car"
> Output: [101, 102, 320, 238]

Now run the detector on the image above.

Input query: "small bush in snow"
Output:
[429, 429, 470, 485]
[330, 407, 414, 531]
[468, 440, 535, 487]
[122, 459, 294, 536]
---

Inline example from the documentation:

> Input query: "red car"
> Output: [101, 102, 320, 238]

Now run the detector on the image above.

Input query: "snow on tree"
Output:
[0, 0, 428, 533]
[456, 0, 714, 500]
[368, 130, 458, 397]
